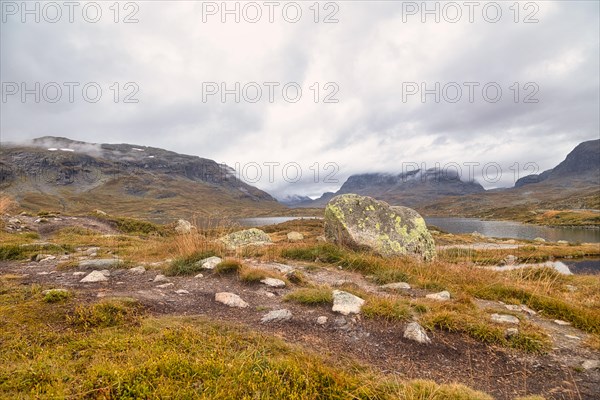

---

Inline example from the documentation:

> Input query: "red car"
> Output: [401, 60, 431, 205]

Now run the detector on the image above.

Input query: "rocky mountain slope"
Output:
[422, 139, 600, 224]
[0, 137, 285, 219]
[515, 139, 599, 188]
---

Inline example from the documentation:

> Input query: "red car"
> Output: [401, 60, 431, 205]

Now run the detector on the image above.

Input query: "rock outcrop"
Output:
[324, 194, 436, 261]
[218, 228, 272, 250]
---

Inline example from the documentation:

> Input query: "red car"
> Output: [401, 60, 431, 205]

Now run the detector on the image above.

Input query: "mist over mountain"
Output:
[0, 137, 284, 220]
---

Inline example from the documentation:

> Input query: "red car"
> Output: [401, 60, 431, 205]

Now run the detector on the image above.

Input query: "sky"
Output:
[1, 0, 599, 199]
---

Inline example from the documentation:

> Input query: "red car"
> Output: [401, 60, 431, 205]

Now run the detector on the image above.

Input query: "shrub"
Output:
[214, 259, 242, 275]
[284, 287, 333, 305]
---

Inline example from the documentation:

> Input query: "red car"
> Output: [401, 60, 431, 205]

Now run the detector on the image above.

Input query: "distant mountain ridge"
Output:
[0, 136, 284, 219]
[294, 168, 485, 208]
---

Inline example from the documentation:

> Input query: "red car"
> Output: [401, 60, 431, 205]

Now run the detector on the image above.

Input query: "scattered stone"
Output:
[520, 305, 537, 316]
[317, 316, 328, 325]
[156, 283, 174, 288]
[505, 328, 519, 338]
[256, 289, 276, 298]
[564, 335, 581, 340]
[316, 235, 327, 242]
[554, 319, 571, 326]
[129, 266, 146, 274]
[73, 271, 86, 276]
[582, 360, 600, 371]
[80, 270, 109, 283]
[153, 274, 169, 283]
[79, 259, 122, 269]
[491, 313, 520, 325]
[218, 228, 272, 250]
[215, 292, 249, 308]
[503, 255, 518, 265]
[117, 282, 124, 285]
[194, 273, 204, 279]
[381, 282, 411, 290]
[505, 305, 521, 312]
[37, 271, 50, 276]
[287, 231, 304, 242]
[260, 278, 286, 288]
[175, 219, 194, 234]
[566, 285, 578, 292]
[99, 270, 110, 276]
[533, 237, 546, 243]
[471, 231, 485, 238]
[557, 240, 569, 245]
[94, 209, 108, 216]
[403, 322, 431, 344]
[35, 254, 55, 262]
[196, 256, 222, 270]
[84, 247, 100, 255]
[324, 194, 436, 261]
[426, 291, 451, 301]
[175, 289, 190, 295]
[38, 256, 56, 263]
[261, 309, 292, 323]
[332, 290, 365, 315]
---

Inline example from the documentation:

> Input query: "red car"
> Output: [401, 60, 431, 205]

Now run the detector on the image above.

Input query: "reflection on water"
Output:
[425, 217, 600, 243]
[239, 217, 320, 227]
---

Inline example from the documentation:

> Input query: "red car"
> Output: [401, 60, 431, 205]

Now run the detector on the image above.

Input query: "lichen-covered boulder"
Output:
[324, 194, 436, 261]
[218, 228, 272, 250]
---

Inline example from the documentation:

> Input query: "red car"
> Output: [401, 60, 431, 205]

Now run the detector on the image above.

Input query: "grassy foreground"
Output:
[0, 278, 492, 399]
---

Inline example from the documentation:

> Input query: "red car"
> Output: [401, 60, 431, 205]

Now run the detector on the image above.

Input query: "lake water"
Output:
[425, 217, 600, 243]
[241, 216, 600, 243]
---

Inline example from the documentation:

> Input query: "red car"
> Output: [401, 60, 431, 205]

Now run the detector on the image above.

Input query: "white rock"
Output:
[175, 289, 190, 295]
[505, 328, 519, 337]
[520, 305, 537, 316]
[175, 219, 194, 234]
[491, 313, 520, 325]
[503, 255, 518, 265]
[332, 290, 364, 315]
[73, 271, 86, 276]
[533, 237, 546, 243]
[317, 316, 328, 325]
[85, 247, 100, 255]
[129, 266, 146, 274]
[403, 322, 431, 344]
[565, 335, 581, 340]
[153, 274, 169, 283]
[99, 270, 110, 277]
[566, 285, 578, 292]
[582, 360, 600, 370]
[557, 240, 569, 245]
[287, 231, 304, 242]
[156, 283, 174, 288]
[261, 309, 292, 323]
[553, 319, 571, 326]
[260, 278, 286, 288]
[198, 256, 222, 270]
[381, 282, 411, 290]
[80, 270, 109, 283]
[426, 291, 451, 301]
[215, 292, 249, 308]
[194, 273, 204, 279]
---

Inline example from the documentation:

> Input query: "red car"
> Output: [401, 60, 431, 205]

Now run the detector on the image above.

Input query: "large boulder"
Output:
[218, 228, 272, 250]
[324, 194, 436, 261]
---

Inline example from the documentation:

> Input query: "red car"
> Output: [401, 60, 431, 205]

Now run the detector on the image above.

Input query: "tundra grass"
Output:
[0, 279, 491, 399]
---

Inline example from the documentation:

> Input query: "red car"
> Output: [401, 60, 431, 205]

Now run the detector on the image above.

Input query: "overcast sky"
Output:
[1, 1, 599, 198]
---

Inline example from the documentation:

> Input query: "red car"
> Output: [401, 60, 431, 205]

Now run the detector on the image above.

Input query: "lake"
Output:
[425, 217, 600, 243]
[240, 216, 600, 243]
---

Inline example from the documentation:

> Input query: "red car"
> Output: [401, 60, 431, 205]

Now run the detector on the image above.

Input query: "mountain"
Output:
[515, 139, 600, 188]
[278, 194, 313, 207]
[0, 137, 285, 220]
[421, 139, 600, 224]
[296, 168, 484, 208]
